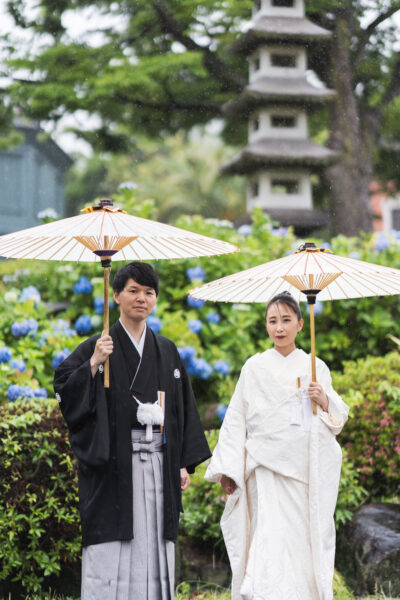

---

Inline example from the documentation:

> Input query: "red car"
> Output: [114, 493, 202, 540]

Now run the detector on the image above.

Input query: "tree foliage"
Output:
[1, 0, 400, 233]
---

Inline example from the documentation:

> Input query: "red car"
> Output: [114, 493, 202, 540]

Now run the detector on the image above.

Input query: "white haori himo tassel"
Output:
[135, 396, 165, 441]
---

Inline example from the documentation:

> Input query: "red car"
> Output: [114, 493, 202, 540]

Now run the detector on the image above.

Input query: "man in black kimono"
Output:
[54, 261, 211, 600]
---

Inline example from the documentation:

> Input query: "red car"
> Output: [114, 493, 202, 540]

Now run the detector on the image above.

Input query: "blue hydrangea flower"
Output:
[306, 301, 323, 316]
[147, 316, 162, 334]
[213, 360, 230, 375]
[9, 359, 26, 372]
[94, 297, 115, 315]
[206, 312, 220, 324]
[186, 266, 205, 283]
[20, 285, 41, 304]
[216, 403, 228, 422]
[11, 319, 38, 337]
[0, 346, 12, 363]
[52, 349, 71, 369]
[187, 296, 205, 309]
[374, 232, 390, 251]
[73, 276, 92, 294]
[237, 224, 253, 236]
[187, 357, 213, 379]
[33, 388, 48, 398]
[349, 251, 360, 260]
[188, 319, 202, 334]
[75, 315, 92, 335]
[7, 384, 34, 402]
[8, 385, 23, 402]
[178, 346, 196, 363]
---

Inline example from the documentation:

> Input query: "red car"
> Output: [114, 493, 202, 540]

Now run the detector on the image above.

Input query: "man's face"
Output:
[113, 278, 157, 323]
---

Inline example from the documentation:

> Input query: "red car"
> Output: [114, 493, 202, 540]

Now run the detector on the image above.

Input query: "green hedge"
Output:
[0, 399, 80, 596]
[333, 351, 400, 499]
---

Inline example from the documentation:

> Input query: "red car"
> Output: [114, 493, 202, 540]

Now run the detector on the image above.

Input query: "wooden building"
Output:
[224, 0, 337, 232]
[0, 125, 72, 235]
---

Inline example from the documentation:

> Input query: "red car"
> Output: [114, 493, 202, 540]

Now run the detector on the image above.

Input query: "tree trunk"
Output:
[322, 11, 374, 236]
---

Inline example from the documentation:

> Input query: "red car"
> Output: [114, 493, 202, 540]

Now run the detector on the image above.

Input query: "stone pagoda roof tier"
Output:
[224, 77, 335, 116]
[230, 17, 331, 55]
[221, 138, 337, 174]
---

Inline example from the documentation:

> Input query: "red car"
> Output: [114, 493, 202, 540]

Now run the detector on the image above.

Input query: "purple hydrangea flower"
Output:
[213, 360, 230, 375]
[9, 359, 26, 372]
[75, 315, 92, 335]
[206, 312, 220, 324]
[271, 227, 288, 237]
[216, 403, 228, 422]
[187, 296, 205, 309]
[73, 276, 92, 294]
[237, 224, 253, 237]
[146, 315, 162, 334]
[0, 346, 12, 363]
[374, 232, 390, 251]
[20, 286, 41, 304]
[186, 266, 205, 283]
[188, 319, 202, 334]
[52, 348, 71, 369]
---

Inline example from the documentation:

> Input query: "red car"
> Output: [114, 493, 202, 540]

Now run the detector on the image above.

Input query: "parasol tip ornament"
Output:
[296, 242, 332, 254]
[81, 198, 127, 214]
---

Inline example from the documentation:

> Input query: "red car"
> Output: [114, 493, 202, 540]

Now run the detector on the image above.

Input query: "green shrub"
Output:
[334, 352, 400, 499]
[180, 430, 226, 555]
[0, 398, 80, 595]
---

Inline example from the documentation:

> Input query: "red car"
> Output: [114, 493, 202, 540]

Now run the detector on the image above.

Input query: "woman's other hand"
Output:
[308, 381, 329, 412]
[221, 475, 237, 495]
[180, 468, 190, 490]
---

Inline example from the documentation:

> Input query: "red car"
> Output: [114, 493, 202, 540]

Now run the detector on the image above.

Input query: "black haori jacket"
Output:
[53, 321, 211, 547]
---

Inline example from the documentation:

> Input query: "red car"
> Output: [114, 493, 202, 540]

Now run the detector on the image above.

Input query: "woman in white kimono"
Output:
[205, 291, 349, 600]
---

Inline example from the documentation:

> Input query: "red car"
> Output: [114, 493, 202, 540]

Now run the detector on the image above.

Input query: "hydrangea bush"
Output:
[0, 195, 398, 592]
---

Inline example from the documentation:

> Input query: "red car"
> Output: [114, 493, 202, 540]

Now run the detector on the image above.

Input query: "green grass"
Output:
[1, 572, 396, 599]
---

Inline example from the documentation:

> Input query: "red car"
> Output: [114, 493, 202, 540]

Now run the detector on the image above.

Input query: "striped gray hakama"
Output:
[81, 430, 175, 600]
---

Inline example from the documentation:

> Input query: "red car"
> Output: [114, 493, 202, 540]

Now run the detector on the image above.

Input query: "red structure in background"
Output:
[370, 180, 400, 233]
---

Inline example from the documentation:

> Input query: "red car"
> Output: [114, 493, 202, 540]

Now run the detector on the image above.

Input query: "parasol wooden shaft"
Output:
[103, 265, 110, 387]
[309, 303, 317, 415]
[103, 236, 110, 388]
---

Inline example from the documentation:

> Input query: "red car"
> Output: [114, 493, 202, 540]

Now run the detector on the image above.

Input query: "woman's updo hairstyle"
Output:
[265, 291, 302, 321]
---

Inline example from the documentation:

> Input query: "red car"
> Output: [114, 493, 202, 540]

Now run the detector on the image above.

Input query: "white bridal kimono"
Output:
[205, 348, 349, 600]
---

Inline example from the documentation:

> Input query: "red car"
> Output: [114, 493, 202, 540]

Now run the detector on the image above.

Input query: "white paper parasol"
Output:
[189, 242, 400, 412]
[0, 199, 239, 386]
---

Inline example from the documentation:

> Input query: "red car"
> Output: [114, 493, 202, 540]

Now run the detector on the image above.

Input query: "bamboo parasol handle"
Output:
[103, 264, 110, 388]
[309, 302, 317, 415]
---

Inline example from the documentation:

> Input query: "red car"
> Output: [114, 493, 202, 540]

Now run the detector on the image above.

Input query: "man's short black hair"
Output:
[112, 262, 159, 296]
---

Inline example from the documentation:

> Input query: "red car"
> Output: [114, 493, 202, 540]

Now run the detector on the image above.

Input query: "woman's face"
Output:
[266, 302, 303, 356]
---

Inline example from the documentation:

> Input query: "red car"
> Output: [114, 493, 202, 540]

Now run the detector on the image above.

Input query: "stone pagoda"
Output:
[223, 0, 337, 231]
